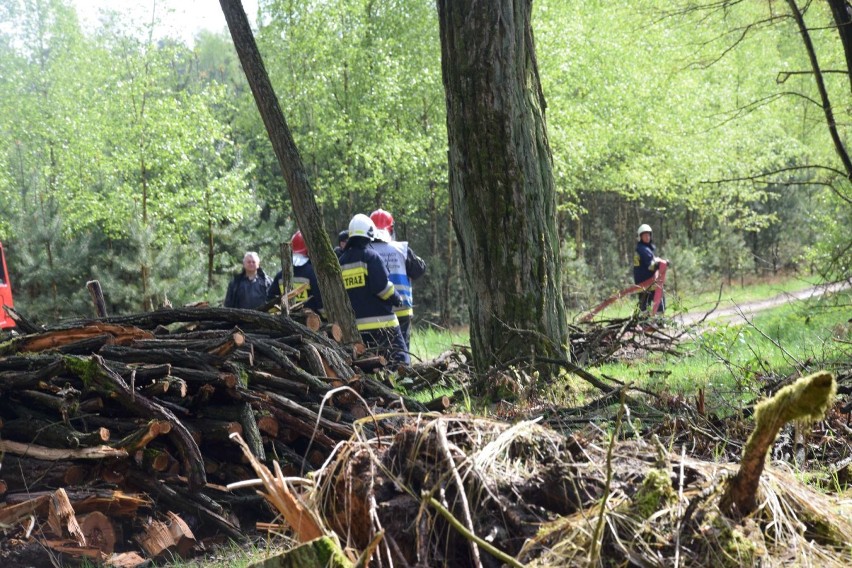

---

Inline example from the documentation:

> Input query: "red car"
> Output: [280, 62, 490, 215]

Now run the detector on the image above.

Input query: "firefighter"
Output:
[369, 208, 426, 350]
[333, 229, 348, 258]
[225, 251, 272, 309]
[339, 214, 409, 365]
[633, 224, 665, 313]
[268, 231, 323, 314]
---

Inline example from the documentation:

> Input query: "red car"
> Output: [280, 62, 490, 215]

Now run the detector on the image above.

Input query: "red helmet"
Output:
[370, 208, 394, 231]
[291, 231, 308, 255]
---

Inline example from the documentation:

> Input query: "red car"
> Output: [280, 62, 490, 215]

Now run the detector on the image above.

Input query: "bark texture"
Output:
[437, 0, 568, 370]
[219, 0, 359, 343]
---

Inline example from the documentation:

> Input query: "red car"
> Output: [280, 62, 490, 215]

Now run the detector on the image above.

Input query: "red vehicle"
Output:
[0, 241, 15, 329]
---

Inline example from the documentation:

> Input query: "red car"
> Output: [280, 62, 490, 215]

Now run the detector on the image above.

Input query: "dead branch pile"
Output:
[0, 306, 426, 566]
[306, 410, 852, 567]
[569, 315, 681, 365]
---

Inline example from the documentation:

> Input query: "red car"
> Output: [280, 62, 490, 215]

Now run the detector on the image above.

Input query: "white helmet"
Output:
[637, 224, 652, 236]
[348, 214, 376, 239]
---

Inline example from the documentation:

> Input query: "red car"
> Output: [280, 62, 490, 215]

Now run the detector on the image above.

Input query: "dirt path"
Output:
[674, 280, 850, 328]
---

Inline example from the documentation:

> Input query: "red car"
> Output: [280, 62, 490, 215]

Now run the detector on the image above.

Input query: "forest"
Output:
[0, 0, 848, 325]
[0, 0, 851, 567]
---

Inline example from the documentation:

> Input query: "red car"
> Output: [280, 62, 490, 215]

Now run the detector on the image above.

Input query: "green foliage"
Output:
[0, 0, 847, 327]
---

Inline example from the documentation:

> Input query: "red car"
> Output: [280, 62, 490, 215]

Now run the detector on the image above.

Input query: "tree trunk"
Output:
[219, 0, 359, 343]
[437, 0, 568, 371]
[827, 0, 852, 96]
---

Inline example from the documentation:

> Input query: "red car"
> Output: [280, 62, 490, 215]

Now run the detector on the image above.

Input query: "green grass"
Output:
[407, 276, 849, 416]
[594, 290, 851, 414]
[580, 272, 822, 321]
[409, 325, 470, 362]
[149, 539, 291, 568]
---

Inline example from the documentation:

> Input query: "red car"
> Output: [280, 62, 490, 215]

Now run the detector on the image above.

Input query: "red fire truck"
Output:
[0, 241, 15, 329]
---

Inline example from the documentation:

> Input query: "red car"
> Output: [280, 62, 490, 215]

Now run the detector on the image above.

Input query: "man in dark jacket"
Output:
[225, 251, 271, 309]
[633, 224, 665, 313]
[268, 231, 323, 314]
[339, 214, 409, 365]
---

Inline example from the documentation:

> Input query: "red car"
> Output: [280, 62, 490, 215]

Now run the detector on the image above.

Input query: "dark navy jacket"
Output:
[338, 238, 400, 331]
[225, 269, 271, 309]
[633, 241, 658, 284]
[268, 262, 323, 313]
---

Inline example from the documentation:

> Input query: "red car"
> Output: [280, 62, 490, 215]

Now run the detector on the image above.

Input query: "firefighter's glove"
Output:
[390, 292, 403, 307]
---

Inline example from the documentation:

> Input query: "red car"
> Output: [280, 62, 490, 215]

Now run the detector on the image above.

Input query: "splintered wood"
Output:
[0, 305, 426, 564]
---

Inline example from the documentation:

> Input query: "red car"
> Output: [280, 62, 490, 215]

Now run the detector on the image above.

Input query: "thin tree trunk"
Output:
[827, 0, 852, 96]
[787, 0, 852, 178]
[437, 0, 568, 371]
[219, 0, 359, 343]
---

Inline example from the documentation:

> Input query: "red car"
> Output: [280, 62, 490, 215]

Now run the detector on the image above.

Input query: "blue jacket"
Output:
[268, 262, 324, 313]
[633, 241, 658, 284]
[338, 239, 400, 331]
[369, 240, 426, 319]
[225, 269, 272, 309]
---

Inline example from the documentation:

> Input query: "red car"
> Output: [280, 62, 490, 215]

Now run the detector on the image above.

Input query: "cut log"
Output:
[5, 489, 150, 518]
[42, 539, 107, 562]
[6, 324, 153, 355]
[139, 448, 175, 473]
[257, 414, 279, 438]
[320, 323, 343, 343]
[314, 344, 355, 380]
[425, 395, 452, 412]
[0, 456, 95, 493]
[353, 355, 387, 372]
[113, 363, 172, 381]
[105, 551, 148, 568]
[2, 418, 110, 449]
[298, 344, 326, 378]
[361, 376, 428, 412]
[246, 370, 312, 398]
[127, 471, 243, 541]
[171, 366, 238, 389]
[14, 389, 78, 417]
[112, 420, 172, 453]
[140, 376, 187, 398]
[79, 511, 117, 554]
[99, 345, 225, 372]
[251, 339, 330, 393]
[0, 439, 127, 460]
[50, 333, 115, 354]
[66, 355, 206, 490]
[60, 307, 345, 354]
[252, 389, 353, 439]
[0, 494, 51, 526]
[188, 419, 243, 445]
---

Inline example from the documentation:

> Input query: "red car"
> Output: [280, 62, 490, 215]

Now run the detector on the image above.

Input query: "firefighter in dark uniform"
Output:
[338, 214, 409, 365]
[268, 231, 323, 314]
[633, 223, 665, 313]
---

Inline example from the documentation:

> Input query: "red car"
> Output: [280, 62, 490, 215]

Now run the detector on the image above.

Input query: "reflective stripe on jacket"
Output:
[338, 241, 400, 330]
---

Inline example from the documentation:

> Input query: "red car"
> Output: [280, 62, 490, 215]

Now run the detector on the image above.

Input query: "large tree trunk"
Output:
[437, 0, 568, 371]
[219, 0, 359, 343]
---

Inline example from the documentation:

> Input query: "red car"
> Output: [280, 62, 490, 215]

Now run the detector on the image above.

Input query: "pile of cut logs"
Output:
[0, 305, 425, 566]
